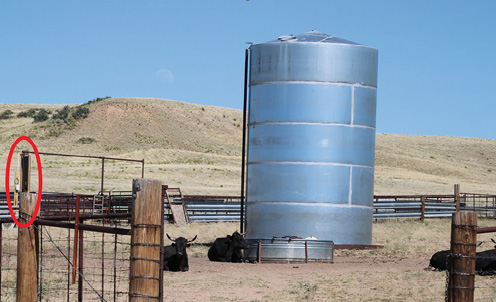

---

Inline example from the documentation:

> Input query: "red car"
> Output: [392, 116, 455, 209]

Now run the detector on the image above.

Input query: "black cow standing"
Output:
[208, 231, 249, 262]
[163, 234, 197, 272]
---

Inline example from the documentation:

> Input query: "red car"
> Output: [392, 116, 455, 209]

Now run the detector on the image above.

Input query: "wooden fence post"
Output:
[129, 179, 163, 302]
[454, 184, 460, 212]
[17, 192, 39, 302]
[448, 211, 476, 302]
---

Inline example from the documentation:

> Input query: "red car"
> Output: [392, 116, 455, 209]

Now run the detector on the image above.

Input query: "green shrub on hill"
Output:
[51, 105, 71, 121]
[0, 109, 14, 120]
[72, 106, 90, 119]
[33, 109, 51, 122]
[86, 96, 111, 105]
[17, 108, 38, 118]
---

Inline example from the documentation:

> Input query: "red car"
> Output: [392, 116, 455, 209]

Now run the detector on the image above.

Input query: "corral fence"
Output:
[0, 203, 18, 230]
[373, 192, 496, 220]
[3, 189, 495, 225]
[1, 187, 495, 300]
[182, 192, 496, 222]
[181, 187, 496, 222]
[0, 178, 164, 302]
[182, 195, 242, 222]
[0, 199, 134, 301]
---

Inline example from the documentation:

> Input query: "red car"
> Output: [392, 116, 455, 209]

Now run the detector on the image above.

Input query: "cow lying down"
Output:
[429, 239, 496, 275]
[163, 234, 197, 272]
[208, 231, 249, 262]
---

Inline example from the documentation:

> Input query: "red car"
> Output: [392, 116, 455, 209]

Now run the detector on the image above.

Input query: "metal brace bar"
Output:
[130, 257, 161, 264]
[129, 275, 160, 281]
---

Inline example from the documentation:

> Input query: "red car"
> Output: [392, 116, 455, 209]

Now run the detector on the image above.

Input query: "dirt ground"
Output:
[2, 220, 496, 301]
[164, 255, 433, 302]
[160, 220, 496, 302]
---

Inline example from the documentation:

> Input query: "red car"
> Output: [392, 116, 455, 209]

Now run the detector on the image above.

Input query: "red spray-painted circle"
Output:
[5, 136, 43, 228]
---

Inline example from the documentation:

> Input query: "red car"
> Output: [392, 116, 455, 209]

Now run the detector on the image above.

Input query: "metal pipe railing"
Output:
[1, 192, 495, 223]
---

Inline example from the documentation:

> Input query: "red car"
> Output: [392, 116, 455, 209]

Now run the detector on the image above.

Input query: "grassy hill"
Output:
[0, 98, 495, 195]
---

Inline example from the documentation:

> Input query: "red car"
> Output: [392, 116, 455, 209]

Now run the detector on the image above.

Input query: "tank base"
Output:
[245, 238, 334, 263]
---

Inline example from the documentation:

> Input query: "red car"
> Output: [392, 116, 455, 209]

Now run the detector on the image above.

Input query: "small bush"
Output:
[0, 110, 14, 120]
[86, 96, 111, 105]
[33, 109, 50, 122]
[17, 108, 38, 118]
[72, 106, 90, 119]
[52, 105, 70, 121]
[77, 137, 96, 144]
[47, 129, 63, 137]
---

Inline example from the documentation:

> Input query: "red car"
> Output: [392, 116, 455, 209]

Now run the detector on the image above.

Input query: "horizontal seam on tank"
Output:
[251, 41, 378, 50]
[246, 162, 373, 169]
[246, 201, 373, 208]
[248, 122, 375, 130]
[249, 81, 377, 89]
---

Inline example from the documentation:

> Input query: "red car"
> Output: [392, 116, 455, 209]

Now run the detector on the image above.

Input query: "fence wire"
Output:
[0, 220, 130, 302]
[36, 222, 131, 302]
[442, 239, 496, 302]
[474, 239, 496, 302]
[0, 226, 18, 301]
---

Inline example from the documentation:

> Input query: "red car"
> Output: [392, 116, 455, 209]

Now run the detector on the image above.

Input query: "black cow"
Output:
[475, 239, 496, 275]
[429, 240, 496, 275]
[208, 231, 249, 262]
[163, 234, 197, 272]
[429, 249, 451, 271]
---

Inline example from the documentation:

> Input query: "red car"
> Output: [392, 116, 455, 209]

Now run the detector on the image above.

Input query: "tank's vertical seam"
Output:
[350, 85, 355, 125]
[348, 166, 353, 205]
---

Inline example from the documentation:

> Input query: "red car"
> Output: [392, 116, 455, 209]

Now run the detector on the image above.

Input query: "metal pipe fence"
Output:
[1, 192, 495, 224]
[0, 203, 18, 231]
[176, 193, 496, 222]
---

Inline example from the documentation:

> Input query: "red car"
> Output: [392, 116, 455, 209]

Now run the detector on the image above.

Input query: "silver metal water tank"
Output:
[245, 31, 378, 261]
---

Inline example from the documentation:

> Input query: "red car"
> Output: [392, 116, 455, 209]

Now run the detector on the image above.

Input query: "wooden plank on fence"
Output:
[448, 211, 476, 302]
[17, 193, 39, 302]
[169, 204, 188, 226]
[129, 179, 162, 302]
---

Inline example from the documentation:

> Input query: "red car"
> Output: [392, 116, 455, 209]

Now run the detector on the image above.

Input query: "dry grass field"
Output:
[1, 98, 496, 301]
[0, 97, 495, 195]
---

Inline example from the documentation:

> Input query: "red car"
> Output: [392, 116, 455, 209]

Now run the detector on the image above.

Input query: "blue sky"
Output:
[1, 1, 495, 139]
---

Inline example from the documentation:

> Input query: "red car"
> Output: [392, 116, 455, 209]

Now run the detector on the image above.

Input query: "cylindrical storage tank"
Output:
[245, 31, 378, 262]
